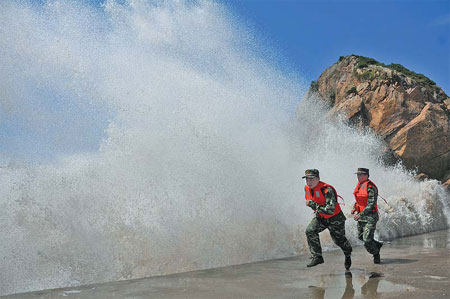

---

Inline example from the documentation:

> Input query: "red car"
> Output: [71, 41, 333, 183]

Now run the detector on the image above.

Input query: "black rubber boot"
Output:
[373, 254, 381, 264]
[307, 256, 324, 267]
[345, 255, 352, 270]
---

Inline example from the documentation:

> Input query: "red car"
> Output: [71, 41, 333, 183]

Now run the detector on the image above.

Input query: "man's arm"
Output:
[315, 187, 337, 215]
[308, 200, 318, 210]
[360, 184, 378, 216]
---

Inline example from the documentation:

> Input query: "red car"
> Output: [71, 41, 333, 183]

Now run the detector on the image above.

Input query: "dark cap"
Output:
[302, 169, 319, 179]
[355, 167, 369, 175]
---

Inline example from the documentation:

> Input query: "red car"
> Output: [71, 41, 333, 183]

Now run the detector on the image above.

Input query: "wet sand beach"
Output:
[4, 229, 450, 299]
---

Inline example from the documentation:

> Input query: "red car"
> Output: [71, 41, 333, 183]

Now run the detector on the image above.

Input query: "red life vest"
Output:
[353, 180, 378, 213]
[305, 181, 342, 219]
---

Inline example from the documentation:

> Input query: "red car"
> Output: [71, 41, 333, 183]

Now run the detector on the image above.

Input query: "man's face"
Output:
[306, 177, 320, 189]
[357, 173, 369, 183]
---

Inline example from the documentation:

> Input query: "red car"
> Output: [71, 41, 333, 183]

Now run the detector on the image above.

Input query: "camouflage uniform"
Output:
[306, 186, 353, 258]
[355, 184, 383, 255]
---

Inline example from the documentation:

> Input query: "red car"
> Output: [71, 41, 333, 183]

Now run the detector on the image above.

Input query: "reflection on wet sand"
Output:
[307, 271, 412, 299]
[342, 274, 355, 298]
[361, 277, 381, 298]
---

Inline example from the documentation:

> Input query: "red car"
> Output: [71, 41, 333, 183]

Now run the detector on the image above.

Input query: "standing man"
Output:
[303, 169, 352, 269]
[352, 168, 383, 264]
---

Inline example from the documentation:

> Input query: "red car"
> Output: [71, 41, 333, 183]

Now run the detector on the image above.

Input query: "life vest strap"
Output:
[379, 194, 388, 204]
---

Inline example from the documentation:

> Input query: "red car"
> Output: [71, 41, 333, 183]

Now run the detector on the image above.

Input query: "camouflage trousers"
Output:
[305, 212, 352, 258]
[357, 213, 382, 255]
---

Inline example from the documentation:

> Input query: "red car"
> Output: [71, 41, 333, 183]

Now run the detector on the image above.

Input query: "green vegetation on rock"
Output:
[346, 86, 357, 95]
[354, 56, 381, 69]
[356, 69, 378, 81]
[348, 54, 436, 86]
[329, 92, 336, 105]
[310, 80, 319, 92]
[387, 63, 436, 85]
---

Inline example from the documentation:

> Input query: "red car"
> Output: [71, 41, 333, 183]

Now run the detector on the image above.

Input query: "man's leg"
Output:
[329, 213, 353, 270]
[362, 217, 380, 255]
[305, 216, 326, 266]
[357, 220, 365, 242]
[329, 213, 353, 257]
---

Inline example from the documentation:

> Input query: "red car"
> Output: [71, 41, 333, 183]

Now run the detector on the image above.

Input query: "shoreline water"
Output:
[4, 228, 449, 298]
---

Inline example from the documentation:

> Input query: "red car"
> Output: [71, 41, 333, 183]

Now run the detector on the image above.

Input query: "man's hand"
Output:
[353, 213, 360, 221]
[306, 200, 311, 207]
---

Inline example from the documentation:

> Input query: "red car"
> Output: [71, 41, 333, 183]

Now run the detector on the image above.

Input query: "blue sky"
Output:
[224, 0, 450, 94]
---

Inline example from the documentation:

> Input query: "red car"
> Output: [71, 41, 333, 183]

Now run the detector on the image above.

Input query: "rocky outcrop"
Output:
[307, 55, 450, 183]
